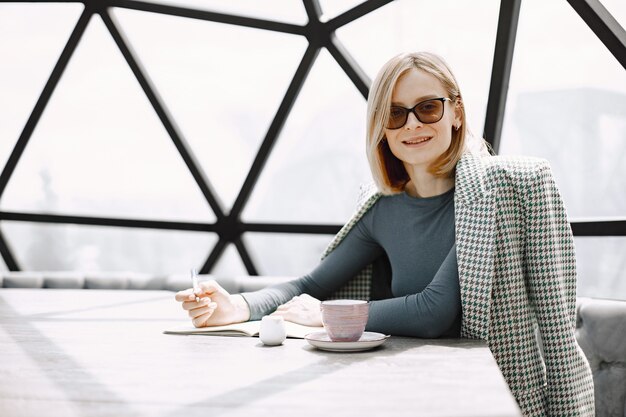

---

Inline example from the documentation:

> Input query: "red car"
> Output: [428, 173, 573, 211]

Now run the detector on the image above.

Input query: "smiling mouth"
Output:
[402, 137, 432, 145]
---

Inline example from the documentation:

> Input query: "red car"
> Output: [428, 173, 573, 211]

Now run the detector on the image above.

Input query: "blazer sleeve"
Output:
[523, 160, 595, 416]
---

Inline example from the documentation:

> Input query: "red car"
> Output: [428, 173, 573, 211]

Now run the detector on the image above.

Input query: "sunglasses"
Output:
[387, 97, 452, 129]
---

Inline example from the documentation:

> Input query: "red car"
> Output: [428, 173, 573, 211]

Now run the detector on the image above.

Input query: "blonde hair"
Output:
[366, 52, 470, 195]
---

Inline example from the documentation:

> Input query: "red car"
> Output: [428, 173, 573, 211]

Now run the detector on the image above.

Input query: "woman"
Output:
[175, 52, 595, 417]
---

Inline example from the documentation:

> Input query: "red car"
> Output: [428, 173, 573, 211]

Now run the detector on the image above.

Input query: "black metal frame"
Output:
[0, 0, 624, 273]
[483, 0, 522, 152]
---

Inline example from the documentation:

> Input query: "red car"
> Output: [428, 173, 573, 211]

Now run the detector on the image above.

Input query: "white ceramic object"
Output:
[320, 299, 369, 342]
[305, 331, 389, 352]
[259, 315, 287, 346]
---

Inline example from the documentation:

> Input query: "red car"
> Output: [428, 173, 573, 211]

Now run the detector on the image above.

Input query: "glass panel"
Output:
[0, 15, 215, 223]
[112, 8, 308, 211]
[599, 0, 625, 28]
[335, 0, 500, 137]
[243, 233, 331, 276]
[0, 252, 7, 272]
[1, 221, 217, 274]
[141, 0, 308, 24]
[318, 0, 363, 22]
[500, 0, 626, 218]
[211, 243, 248, 276]
[0, 3, 83, 171]
[575, 237, 626, 300]
[242, 49, 371, 224]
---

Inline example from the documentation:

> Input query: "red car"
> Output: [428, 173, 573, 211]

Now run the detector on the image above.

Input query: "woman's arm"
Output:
[175, 281, 251, 327]
[241, 217, 384, 321]
[366, 244, 460, 338]
[523, 161, 594, 416]
[176, 213, 383, 327]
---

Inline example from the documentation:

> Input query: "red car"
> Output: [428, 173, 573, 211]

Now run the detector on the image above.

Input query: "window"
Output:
[1, 0, 623, 299]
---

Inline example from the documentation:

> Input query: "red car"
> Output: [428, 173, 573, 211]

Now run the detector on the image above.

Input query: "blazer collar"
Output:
[455, 151, 493, 203]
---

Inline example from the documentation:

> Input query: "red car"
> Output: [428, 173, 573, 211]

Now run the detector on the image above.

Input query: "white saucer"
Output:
[305, 331, 389, 352]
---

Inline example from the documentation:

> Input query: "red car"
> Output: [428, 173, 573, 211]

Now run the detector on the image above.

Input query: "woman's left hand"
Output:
[271, 294, 323, 327]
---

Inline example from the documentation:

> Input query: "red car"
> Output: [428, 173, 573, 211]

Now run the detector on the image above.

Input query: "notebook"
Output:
[164, 320, 323, 339]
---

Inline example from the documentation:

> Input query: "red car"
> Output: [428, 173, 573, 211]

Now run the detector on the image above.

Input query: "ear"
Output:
[453, 97, 463, 128]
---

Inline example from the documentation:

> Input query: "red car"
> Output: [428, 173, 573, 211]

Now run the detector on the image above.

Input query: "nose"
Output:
[404, 111, 423, 129]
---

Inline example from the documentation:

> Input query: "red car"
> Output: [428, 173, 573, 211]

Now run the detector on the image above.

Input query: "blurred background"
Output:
[1, 0, 624, 299]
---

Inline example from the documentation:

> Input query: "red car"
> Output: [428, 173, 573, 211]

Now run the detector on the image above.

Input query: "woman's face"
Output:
[384, 68, 461, 171]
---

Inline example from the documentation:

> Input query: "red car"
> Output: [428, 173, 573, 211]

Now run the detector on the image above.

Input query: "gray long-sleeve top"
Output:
[241, 187, 461, 338]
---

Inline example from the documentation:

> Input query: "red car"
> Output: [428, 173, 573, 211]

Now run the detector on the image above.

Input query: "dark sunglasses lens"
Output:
[388, 107, 407, 129]
[416, 99, 444, 123]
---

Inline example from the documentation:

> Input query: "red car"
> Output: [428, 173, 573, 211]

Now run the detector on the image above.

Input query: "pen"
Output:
[191, 268, 201, 302]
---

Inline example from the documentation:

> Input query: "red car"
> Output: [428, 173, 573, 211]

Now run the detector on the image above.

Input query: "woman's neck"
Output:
[403, 165, 454, 198]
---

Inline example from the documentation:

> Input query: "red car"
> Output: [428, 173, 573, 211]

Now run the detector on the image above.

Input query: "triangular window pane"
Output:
[211, 243, 248, 276]
[335, 0, 500, 136]
[243, 233, 330, 276]
[500, 0, 626, 218]
[1, 221, 217, 274]
[140, 0, 308, 25]
[0, 15, 215, 223]
[318, 0, 364, 22]
[575, 237, 626, 300]
[0, 3, 83, 171]
[242, 49, 371, 224]
[113, 8, 308, 211]
[0, 252, 7, 272]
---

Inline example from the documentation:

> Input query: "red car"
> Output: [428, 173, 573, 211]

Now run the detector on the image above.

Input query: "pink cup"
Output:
[321, 300, 369, 342]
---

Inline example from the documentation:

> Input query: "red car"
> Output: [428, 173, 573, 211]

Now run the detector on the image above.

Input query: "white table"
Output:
[0, 289, 522, 417]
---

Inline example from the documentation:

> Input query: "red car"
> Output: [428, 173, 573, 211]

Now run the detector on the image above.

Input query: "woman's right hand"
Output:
[174, 280, 250, 328]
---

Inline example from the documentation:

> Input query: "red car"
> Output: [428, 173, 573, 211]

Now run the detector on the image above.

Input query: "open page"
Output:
[164, 320, 323, 339]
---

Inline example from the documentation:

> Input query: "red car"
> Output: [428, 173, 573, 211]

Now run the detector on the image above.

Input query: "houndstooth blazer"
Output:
[322, 152, 595, 417]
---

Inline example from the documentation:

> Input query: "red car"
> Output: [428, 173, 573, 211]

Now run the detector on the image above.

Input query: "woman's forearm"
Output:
[366, 245, 460, 338]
